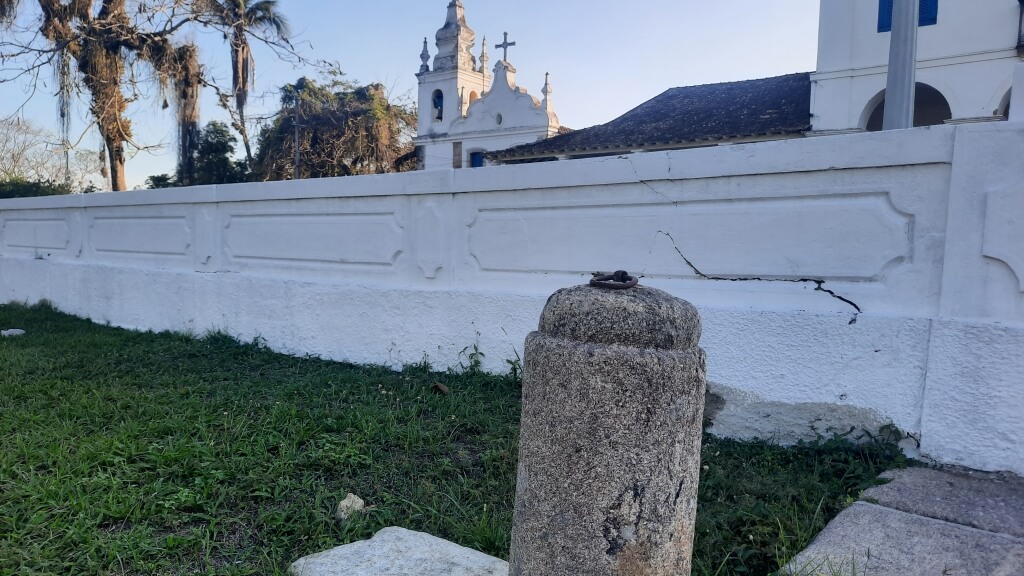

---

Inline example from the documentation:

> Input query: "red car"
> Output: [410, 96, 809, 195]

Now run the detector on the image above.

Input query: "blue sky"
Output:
[0, 0, 820, 188]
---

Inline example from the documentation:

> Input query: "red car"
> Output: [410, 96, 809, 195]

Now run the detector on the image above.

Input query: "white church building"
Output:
[810, 0, 1023, 133]
[466, 0, 1024, 165]
[413, 0, 561, 171]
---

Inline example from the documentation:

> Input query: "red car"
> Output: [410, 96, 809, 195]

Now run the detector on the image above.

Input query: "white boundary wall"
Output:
[2, 123, 1023, 475]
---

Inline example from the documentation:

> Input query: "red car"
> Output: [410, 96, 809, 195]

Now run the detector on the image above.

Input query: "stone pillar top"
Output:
[541, 72, 553, 111]
[538, 284, 701, 351]
[419, 37, 431, 74]
[433, 0, 477, 72]
[478, 35, 490, 75]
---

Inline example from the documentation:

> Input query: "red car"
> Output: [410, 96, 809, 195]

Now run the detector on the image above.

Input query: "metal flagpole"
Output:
[883, 0, 920, 130]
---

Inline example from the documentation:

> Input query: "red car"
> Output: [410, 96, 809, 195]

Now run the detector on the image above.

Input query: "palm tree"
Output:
[0, 0, 204, 190]
[197, 0, 290, 167]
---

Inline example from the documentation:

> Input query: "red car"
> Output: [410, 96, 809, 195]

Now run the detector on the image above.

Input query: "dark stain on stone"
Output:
[602, 516, 626, 556]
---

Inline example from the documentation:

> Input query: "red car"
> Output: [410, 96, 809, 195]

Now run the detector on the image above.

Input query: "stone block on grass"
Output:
[289, 527, 508, 576]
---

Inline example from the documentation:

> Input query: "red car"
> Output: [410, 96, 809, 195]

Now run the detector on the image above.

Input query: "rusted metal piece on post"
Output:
[590, 270, 639, 290]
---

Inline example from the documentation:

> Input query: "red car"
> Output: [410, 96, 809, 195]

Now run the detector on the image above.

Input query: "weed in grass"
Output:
[0, 304, 906, 575]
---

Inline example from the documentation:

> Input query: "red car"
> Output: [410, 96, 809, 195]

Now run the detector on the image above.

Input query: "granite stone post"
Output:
[509, 283, 707, 576]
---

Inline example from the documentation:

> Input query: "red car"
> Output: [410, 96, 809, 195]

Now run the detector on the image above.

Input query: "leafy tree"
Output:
[254, 78, 417, 181]
[0, 177, 73, 199]
[193, 120, 247, 185]
[143, 121, 247, 188]
[194, 0, 290, 169]
[145, 174, 176, 189]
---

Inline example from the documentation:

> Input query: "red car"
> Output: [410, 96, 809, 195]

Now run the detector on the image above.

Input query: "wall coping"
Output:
[0, 125, 957, 211]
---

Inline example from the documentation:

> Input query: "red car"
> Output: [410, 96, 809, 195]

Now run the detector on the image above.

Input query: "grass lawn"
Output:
[0, 303, 906, 575]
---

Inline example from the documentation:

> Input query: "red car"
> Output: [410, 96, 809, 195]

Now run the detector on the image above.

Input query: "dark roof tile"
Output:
[491, 72, 811, 160]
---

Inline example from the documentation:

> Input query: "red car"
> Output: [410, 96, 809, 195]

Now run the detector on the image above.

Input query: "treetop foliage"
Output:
[254, 78, 418, 181]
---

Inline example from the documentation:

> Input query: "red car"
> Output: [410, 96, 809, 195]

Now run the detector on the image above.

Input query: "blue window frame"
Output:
[879, 0, 938, 33]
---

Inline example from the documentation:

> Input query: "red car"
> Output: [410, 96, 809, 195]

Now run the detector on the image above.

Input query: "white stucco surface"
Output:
[811, 0, 1020, 131]
[921, 320, 1024, 473]
[2, 123, 1022, 475]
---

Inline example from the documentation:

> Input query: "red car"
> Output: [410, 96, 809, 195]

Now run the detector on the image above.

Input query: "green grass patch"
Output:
[0, 303, 905, 575]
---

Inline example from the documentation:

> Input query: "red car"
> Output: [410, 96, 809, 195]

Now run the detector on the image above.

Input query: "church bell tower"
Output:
[416, 1, 490, 137]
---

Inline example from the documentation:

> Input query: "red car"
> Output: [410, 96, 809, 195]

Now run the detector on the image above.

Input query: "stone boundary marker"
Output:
[287, 279, 708, 575]
[509, 282, 707, 575]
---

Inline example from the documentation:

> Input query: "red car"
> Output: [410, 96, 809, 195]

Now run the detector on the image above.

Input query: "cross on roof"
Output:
[496, 32, 517, 62]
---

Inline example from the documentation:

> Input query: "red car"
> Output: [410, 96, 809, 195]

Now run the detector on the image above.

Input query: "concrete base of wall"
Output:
[704, 383, 895, 448]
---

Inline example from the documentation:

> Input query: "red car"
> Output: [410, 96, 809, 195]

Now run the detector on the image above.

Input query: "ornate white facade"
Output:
[811, 0, 1022, 133]
[414, 1, 560, 170]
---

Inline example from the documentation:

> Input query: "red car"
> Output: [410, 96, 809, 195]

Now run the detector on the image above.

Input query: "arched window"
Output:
[432, 90, 444, 121]
[863, 83, 953, 131]
[469, 91, 479, 104]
